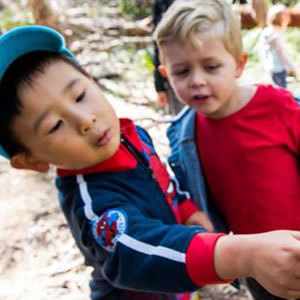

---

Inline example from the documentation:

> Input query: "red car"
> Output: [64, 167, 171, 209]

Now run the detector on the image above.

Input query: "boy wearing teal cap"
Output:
[1, 25, 300, 300]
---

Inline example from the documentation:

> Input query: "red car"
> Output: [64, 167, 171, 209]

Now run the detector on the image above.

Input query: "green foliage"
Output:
[119, 0, 151, 20]
[0, 6, 32, 31]
[242, 28, 261, 63]
[270, 0, 299, 6]
[285, 28, 300, 55]
[137, 48, 154, 71]
[125, 47, 154, 73]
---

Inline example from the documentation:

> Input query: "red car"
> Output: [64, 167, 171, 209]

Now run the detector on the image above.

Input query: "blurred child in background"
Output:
[259, 4, 299, 88]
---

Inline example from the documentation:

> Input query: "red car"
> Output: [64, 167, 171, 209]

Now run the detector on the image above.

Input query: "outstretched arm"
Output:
[274, 35, 298, 77]
[214, 230, 300, 299]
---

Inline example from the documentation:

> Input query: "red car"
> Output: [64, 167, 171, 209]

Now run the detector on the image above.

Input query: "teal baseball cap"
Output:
[0, 25, 74, 159]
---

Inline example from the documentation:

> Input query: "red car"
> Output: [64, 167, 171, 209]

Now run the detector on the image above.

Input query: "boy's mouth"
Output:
[96, 129, 112, 146]
[192, 95, 210, 102]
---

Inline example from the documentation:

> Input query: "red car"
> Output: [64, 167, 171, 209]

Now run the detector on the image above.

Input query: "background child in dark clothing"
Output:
[152, 0, 184, 115]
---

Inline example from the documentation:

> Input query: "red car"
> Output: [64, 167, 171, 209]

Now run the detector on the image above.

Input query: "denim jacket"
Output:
[167, 107, 229, 233]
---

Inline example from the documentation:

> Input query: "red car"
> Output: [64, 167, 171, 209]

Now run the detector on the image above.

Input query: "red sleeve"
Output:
[179, 198, 200, 224]
[186, 233, 234, 286]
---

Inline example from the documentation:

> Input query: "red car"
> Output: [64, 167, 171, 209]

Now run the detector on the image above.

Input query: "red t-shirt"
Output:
[196, 85, 300, 234]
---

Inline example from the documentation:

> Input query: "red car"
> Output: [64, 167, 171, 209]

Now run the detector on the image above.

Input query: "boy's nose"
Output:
[79, 114, 96, 135]
[190, 70, 206, 87]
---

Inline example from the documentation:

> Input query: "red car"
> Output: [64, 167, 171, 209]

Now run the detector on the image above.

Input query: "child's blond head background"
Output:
[153, 0, 244, 63]
[267, 4, 290, 27]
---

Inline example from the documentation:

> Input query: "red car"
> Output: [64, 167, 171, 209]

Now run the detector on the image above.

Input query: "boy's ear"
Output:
[10, 153, 50, 173]
[158, 65, 169, 79]
[235, 52, 248, 78]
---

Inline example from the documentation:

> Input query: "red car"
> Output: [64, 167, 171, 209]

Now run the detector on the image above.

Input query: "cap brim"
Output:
[0, 25, 73, 82]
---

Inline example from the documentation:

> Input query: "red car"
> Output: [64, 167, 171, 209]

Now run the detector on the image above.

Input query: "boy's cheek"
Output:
[167, 78, 177, 91]
[169, 83, 184, 103]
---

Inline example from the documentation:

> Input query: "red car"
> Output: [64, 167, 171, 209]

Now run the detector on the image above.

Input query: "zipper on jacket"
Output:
[120, 133, 156, 181]
[121, 133, 180, 224]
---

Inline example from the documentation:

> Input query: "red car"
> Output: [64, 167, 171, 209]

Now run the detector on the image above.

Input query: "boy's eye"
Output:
[76, 90, 86, 103]
[48, 120, 62, 134]
[205, 64, 220, 72]
[173, 69, 188, 76]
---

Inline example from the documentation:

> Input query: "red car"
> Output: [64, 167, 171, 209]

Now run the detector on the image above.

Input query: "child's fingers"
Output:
[200, 215, 214, 232]
[186, 211, 214, 232]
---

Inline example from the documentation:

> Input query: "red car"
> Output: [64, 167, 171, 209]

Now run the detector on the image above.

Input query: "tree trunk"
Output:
[26, 0, 57, 26]
[234, 5, 300, 28]
[289, 7, 300, 27]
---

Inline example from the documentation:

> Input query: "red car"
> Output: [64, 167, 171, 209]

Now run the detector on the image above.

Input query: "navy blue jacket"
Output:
[56, 119, 225, 300]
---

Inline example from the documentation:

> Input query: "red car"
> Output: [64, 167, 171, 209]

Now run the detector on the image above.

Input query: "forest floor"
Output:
[0, 0, 299, 299]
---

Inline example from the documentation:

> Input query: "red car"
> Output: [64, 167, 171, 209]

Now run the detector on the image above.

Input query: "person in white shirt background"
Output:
[258, 4, 299, 88]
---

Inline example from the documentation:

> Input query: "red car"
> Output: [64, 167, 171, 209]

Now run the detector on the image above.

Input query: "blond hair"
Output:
[153, 0, 243, 63]
[266, 4, 289, 26]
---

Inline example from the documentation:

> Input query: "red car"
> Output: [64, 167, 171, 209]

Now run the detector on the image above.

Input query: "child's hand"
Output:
[214, 230, 300, 299]
[185, 211, 214, 232]
[249, 231, 300, 299]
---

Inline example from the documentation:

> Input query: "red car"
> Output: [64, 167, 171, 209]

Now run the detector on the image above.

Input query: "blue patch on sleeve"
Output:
[92, 209, 127, 252]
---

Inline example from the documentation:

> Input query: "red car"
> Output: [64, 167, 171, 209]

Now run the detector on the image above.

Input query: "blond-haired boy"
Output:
[154, 0, 300, 299]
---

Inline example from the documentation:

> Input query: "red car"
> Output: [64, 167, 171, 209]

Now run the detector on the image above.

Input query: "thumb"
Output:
[202, 216, 214, 232]
[290, 230, 300, 241]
